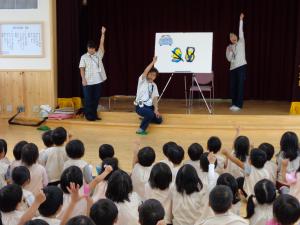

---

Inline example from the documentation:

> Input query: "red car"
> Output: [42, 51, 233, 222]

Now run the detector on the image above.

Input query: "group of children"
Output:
[1, 127, 300, 225]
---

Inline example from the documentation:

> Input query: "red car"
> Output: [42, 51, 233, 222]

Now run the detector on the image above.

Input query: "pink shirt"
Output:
[24, 163, 48, 195]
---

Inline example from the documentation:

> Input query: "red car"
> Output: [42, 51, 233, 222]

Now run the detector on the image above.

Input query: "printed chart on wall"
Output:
[154, 32, 213, 73]
[0, 23, 43, 57]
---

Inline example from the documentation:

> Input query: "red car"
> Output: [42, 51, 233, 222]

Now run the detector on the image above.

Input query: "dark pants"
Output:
[83, 83, 101, 121]
[230, 65, 247, 108]
[136, 105, 163, 131]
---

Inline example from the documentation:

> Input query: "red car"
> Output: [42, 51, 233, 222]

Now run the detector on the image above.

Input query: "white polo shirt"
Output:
[79, 50, 107, 85]
[135, 74, 159, 107]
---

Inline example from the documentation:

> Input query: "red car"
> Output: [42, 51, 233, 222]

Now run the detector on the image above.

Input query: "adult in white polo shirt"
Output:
[79, 26, 107, 121]
[226, 13, 247, 112]
[135, 56, 162, 135]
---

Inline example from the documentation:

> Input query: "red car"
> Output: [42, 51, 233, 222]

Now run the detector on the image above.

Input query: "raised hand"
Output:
[153, 56, 158, 63]
[208, 152, 217, 164]
[240, 13, 244, 20]
[101, 26, 106, 34]
[35, 190, 46, 205]
[67, 182, 82, 203]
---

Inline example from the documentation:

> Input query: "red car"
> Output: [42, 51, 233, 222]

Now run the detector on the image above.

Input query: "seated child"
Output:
[185, 143, 203, 177]
[138, 199, 165, 225]
[96, 144, 115, 174]
[38, 131, 54, 165]
[207, 136, 225, 174]
[199, 152, 219, 191]
[197, 185, 248, 225]
[160, 142, 178, 169]
[0, 139, 10, 164]
[259, 143, 277, 183]
[90, 199, 118, 225]
[170, 146, 184, 181]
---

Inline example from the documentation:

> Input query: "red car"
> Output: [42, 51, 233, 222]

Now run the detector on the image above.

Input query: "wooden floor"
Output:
[0, 100, 298, 172]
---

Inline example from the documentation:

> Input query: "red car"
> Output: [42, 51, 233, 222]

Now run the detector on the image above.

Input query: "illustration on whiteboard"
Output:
[159, 35, 173, 46]
[185, 47, 195, 62]
[171, 47, 184, 63]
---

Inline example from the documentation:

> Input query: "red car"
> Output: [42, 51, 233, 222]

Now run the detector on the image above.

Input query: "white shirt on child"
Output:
[92, 180, 108, 202]
[135, 74, 159, 107]
[23, 163, 48, 195]
[185, 160, 202, 177]
[0, 157, 10, 165]
[35, 216, 61, 225]
[249, 203, 273, 225]
[145, 183, 173, 224]
[264, 161, 277, 183]
[41, 146, 68, 183]
[18, 188, 35, 211]
[114, 192, 141, 225]
[277, 153, 300, 183]
[215, 154, 226, 174]
[0, 210, 24, 225]
[196, 212, 249, 225]
[198, 166, 219, 192]
[131, 163, 152, 200]
[0, 162, 8, 188]
[63, 159, 88, 171]
[226, 155, 249, 178]
[160, 159, 174, 170]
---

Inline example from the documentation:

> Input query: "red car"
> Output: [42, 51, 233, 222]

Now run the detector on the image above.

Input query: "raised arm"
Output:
[88, 165, 113, 191]
[99, 26, 106, 54]
[222, 148, 245, 169]
[239, 13, 245, 40]
[143, 56, 157, 78]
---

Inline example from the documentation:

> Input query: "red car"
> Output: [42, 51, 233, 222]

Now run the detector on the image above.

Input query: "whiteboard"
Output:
[0, 23, 43, 57]
[154, 32, 213, 73]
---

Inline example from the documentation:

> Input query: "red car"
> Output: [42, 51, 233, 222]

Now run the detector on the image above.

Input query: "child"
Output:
[21, 143, 48, 195]
[66, 216, 95, 225]
[217, 173, 241, 215]
[258, 143, 277, 183]
[138, 199, 165, 225]
[197, 185, 248, 225]
[0, 139, 10, 165]
[90, 199, 118, 225]
[277, 132, 300, 186]
[105, 170, 141, 225]
[38, 131, 54, 165]
[207, 136, 225, 173]
[223, 148, 271, 196]
[145, 162, 173, 224]
[199, 152, 219, 191]
[169, 146, 184, 181]
[226, 136, 250, 179]
[246, 179, 276, 225]
[0, 139, 9, 188]
[40, 127, 69, 186]
[132, 146, 156, 199]
[92, 157, 119, 202]
[63, 139, 88, 171]
[160, 142, 178, 170]
[96, 144, 115, 175]
[185, 143, 203, 177]
[267, 194, 300, 225]
[171, 165, 208, 225]
[12, 166, 35, 211]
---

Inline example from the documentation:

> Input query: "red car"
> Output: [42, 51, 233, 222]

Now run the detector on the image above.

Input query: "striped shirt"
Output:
[226, 20, 247, 70]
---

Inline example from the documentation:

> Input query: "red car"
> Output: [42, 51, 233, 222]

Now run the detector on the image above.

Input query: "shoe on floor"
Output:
[136, 129, 148, 135]
[231, 106, 241, 112]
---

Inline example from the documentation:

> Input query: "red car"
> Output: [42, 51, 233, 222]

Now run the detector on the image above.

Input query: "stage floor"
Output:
[0, 100, 299, 173]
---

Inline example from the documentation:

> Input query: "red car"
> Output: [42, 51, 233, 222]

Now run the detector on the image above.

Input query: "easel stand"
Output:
[157, 73, 212, 114]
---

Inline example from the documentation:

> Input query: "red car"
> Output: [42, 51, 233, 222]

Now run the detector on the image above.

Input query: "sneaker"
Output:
[136, 130, 148, 135]
[229, 105, 235, 110]
[231, 106, 241, 112]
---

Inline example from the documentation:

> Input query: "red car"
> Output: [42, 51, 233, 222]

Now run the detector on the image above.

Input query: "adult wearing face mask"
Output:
[79, 26, 107, 121]
[226, 13, 247, 112]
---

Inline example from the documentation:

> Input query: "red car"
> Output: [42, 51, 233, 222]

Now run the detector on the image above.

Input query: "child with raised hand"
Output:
[258, 143, 277, 183]
[266, 194, 300, 225]
[207, 136, 226, 174]
[246, 179, 276, 225]
[196, 185, 248, 225]
[95, 144, 115, 175]
[138, 199, 165, 225]
[185, 143, 203, 176]
[198, 152, 219, 191]
[131, 140, 156, 199]
[222, 148, 271, 196]
[21, 143, 48, 195]
[90, 199, 118, 225]
[217, 173, 241, 215]
[145, 162, 173, 224]
[12, 166, 35, 211]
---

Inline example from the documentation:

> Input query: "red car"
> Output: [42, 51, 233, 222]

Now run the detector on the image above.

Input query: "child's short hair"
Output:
[234, 136, 250, 162]
[99, 144, 114, 160]
[209, 185, 233, 214]
[0, 184, 23, 212]
[90, 199, 118, 225]
[0, 139, 7, 156]
[138, 199, 165, 225]
[168, 146, 184, 165]
[188, 143, 203, 161]
[12, 166, 30, 186]
[149, 162, 172, 190]
[51, 127, 67, 146]
[21, 143, 39, 167]
[101, 157, 119, 180]
[25, 219, 50, 225]
[246, 179, 276, 219]
[258, 143, 275, 161]
[60, 166, 83, 194]
[250, 148, 267, 169]
[13, 141, 28, 160]
[66, 139, 85, 159]
[273, 194, 300, 225]
[66, 216, 96, 225]
[87, 40, 97, 49]
[207, 136, 222, 153]
[280, 131, 299, 161]
[162, 141, 177, 158]
[39, 186, 63, 217]
[217, 173, 240, 204]
[138, 147, 156, 167]
[148, 67, 159, 76]
[176, 164, 202, 195]
[42, 130, 53, 148]
[106, 170, 132, 203]
[200, 152, 217, 172]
